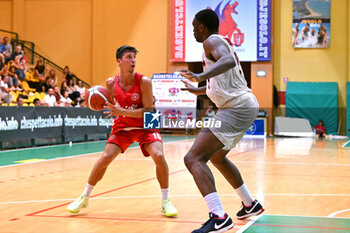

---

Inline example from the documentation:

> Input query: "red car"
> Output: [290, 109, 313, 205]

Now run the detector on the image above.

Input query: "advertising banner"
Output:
[293, 0, 330, 48]
[172, 0, 271, 62]
[152, 73, 198, 128]
[0, 107, 112, 142]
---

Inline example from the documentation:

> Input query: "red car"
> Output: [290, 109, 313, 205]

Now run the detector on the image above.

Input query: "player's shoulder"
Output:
[140, 76, 151, 87]
[106, 77, 115, 89]
[204, 35, 227, 50]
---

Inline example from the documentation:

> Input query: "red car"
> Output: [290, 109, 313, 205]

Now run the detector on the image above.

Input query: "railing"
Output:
[0, 29, 18, 41]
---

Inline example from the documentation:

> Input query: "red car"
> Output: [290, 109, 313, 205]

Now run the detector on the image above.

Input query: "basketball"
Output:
[85, 85, 114, 111]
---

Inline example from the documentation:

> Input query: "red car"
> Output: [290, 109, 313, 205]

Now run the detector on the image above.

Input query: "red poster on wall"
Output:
[172, 0, 186, 61]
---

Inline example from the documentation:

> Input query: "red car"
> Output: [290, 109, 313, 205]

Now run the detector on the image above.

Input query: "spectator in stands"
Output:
[53, 86, 62, 102]
[76, 99, 86, 108]
[19, 51, 29, 73]
[10, 45, 24, 61]
[10, 56, 26, 82]
[33, 98, 47, 106]
[313, 120, 327, 138]
[60, 89, 73, 107]
[0, 37, 6, 67]
[1, 65, 16, 88]
[205, 105, 216, 117]
[46, 69, 57, 87]
[75, 80, 86, 99]
[63, 65, 76, 85]
[2, 37, 12, 64]
[8, 66, 20, 89]
[34, 59, 46, 84]
[42, 88, 58, 106]
[41, 71, 57, 93]
[67, 78, 80, 102]
[60, 80, 68, 92]
[16, 96, 24, 106]
[0, 75, 14, 105]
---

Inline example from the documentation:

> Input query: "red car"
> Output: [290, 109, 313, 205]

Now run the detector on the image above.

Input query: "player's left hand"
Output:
[179, 69, 202, 82]
[103, 102, 124, 118]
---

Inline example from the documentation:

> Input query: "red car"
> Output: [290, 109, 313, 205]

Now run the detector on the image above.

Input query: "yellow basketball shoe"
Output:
[161, 198, 178, 217]
[67, 193, 89, 214]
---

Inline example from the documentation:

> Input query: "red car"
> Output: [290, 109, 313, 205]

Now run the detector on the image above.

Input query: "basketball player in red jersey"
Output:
[67, 45, 178, 217]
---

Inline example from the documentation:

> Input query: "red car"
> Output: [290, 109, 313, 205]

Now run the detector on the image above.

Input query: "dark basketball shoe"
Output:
[236, 200, 264, 220]
[192, 212, 233, 233]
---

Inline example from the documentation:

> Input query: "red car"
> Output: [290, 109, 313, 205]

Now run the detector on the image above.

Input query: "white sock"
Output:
[235, 184, 254, 206]
[161, 188, 169, 200]
[204, 192, 225, 218]
[84, 183, 94, 197]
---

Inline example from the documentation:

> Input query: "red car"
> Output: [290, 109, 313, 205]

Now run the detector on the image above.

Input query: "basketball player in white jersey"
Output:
[180, 9, 264, 233]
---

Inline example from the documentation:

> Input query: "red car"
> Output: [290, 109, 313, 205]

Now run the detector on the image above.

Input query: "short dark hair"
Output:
[195, 9, 219, 32]
[116, 45, 138, 60]
[33, 98, 40, 104]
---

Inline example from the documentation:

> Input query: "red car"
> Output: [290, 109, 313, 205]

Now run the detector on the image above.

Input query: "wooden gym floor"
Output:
[0, 136, 350, 233]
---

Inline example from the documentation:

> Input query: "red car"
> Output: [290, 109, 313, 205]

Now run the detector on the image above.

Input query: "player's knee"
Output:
[151, 151, 165, 164]
[184, 153, 198, 170]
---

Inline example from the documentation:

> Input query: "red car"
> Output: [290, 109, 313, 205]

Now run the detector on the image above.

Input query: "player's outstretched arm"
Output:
[180, 80, 206, 95]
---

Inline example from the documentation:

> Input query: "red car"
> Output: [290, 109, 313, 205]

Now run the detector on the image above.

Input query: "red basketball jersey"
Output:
[111, 72, 143, 132]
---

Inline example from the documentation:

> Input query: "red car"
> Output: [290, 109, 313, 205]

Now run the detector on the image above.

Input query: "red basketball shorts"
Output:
[106, 129, 163, 157]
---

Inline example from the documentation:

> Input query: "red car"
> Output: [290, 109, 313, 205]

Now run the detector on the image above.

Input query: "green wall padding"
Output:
[347, 82, 350, 137]
[286, 82, 338, 135]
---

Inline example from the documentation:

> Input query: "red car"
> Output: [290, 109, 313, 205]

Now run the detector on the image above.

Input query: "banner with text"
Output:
[152, 73, 198, 128]
[172, 0, 271, 62]
[0, 107, 112, 141]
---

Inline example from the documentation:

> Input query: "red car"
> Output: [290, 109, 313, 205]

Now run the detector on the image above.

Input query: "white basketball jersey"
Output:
[203, 34, 251, 108]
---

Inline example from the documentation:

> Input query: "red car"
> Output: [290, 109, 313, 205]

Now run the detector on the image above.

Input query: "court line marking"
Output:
[86, 158, 350, 167]
[328, 209, 350, 217]
[236, 215, 261, 233]
[263, 214, 350, 220]
[3, 193, 350, 205]
[24, 214, 245, 228]
[250, 223, 350, 230]
[237, 214, 350, 232]
[0, 138, 197, 168]
[24, 147, 264, 217]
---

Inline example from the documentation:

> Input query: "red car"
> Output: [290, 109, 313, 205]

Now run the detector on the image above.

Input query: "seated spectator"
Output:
[10, 56, 26, 82]
[75, 99, 86, 108]
[2, 37, 12, 64]
[8, 66, 20, 90]
[46, 69, 57, 87]
[63, 65, 76, 85]
[0, 37, 5, 67]
[60, 89, 73, 107]
[41, 76, 54, 93]
[53, 86, 62, 102]
[205, 105, 216, 117]
[313, 120, 327, 138]
[10, 45, 24, 61]
[42, 88, 58, 106]
[0, 75, 14, 105]
[16, 96, 24, 106]
[34, 59, 46, 83]
[61, 80, 69, 93]
[75, 80, 86, 99]
[33, 98, 48, 106]
[67, 78, 80, 102]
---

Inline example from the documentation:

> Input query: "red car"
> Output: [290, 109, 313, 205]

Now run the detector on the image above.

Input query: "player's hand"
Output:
[180, 80, 199, 95]
[103, 102, 124, 118]
[179, 69, 201, 82]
